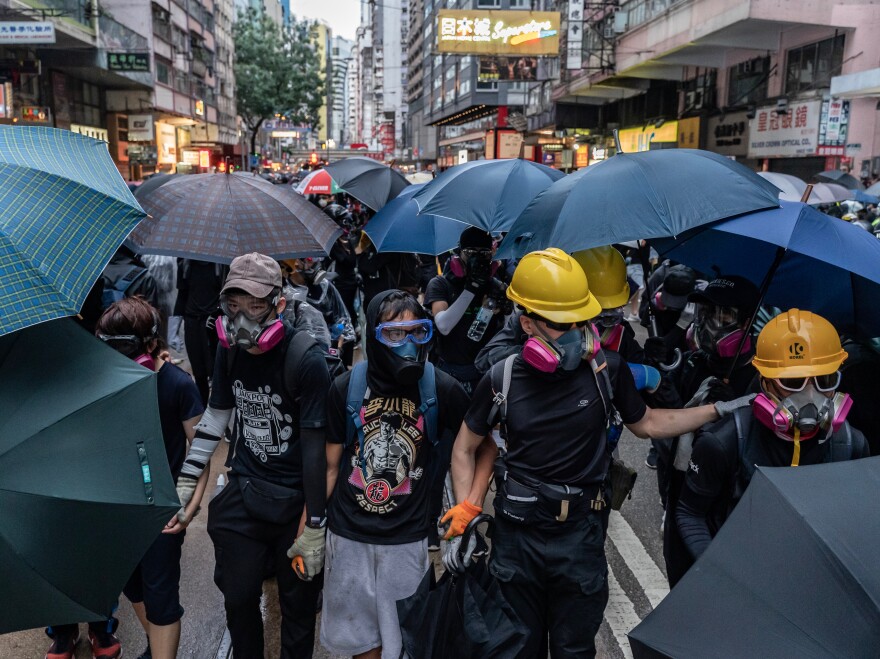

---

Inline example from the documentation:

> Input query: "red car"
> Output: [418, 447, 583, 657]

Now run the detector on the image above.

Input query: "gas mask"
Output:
[216, 293, 284, 352]
[449, 247, 498, 279]
[595, 307, 625, 353]
[298, 258, 328, 286]
[522, 322, 596, 373]
[693, 304, 750, 358]
[753, 372, 852, 452]
[98, 334, 155, 371]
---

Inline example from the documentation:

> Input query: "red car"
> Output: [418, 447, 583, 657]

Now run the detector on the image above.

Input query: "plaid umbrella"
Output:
[0, 126, 146, 337]
[128, 172, 342, 263]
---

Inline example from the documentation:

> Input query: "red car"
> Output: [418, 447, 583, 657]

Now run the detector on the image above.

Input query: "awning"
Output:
[830, 69, 880, 99]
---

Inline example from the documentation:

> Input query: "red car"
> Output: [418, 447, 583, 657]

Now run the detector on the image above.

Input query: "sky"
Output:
[294, 0, 360, 41]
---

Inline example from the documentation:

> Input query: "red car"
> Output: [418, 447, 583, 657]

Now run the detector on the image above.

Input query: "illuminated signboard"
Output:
[437, 10, 560, 55]
[618, 122, 678, 153]
[199, 150, 210, 168]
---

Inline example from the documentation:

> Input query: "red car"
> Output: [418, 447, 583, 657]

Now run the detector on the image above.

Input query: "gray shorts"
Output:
[320, 530, 429, 658]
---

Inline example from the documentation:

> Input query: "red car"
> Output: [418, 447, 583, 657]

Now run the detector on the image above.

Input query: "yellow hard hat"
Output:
[572, 246, 630, 309]
[752, 309, 847, 379]
[507, 248, 602, 323]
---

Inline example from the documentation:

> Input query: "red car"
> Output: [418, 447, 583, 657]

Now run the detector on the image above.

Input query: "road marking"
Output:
[605, 567, 637, 659]
[607, 511, 669, 610]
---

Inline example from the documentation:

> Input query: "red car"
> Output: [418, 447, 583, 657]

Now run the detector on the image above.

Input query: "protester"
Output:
[839, 337, 880, 456]
[173, 253, 330, 659]
[357, 232, 421, 309]
[320, 290, 469, 659]
[676, 309, 869, 569]
[45, 298, 208, 659]
[658, 275, 761, 586]
[446, 249, 751, 657]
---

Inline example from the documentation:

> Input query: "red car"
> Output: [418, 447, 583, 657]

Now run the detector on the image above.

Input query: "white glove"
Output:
[175, 475, 198, 523]
[715, 394, 757, 417]
[286, 526, 326, 581]
[676, 302, 696, 330]
[442, 532, 478, 574]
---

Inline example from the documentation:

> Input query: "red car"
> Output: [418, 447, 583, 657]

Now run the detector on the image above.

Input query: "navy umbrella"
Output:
[363, 184, 470, 255]
[815, 169, 864, 190]
[629, 458, 880, 658]
[653, 201, 880, 338]
[496, 149, 780, 260]
[412, 159, 564, 233]
[323, 157, 410, 211]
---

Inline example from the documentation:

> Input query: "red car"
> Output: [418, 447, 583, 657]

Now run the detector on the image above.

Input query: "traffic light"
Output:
[310, 152, 319, 165]
[218, 161, 227, 173]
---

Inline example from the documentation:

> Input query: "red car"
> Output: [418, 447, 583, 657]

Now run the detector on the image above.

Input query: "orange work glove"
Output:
[440, 500, 482, 539]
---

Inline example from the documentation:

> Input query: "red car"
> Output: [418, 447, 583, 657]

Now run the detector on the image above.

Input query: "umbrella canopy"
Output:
[0, 319, 179, 633]
[127, 172, 342, 264]
[496, 149, 780, 260]
[323, 157, 410, 210]
[756, 172, 808, 202]
[653, 201, 880, 337]
[629, 457, 880, 658]
[293, 168, 343, 196]
[0, 125, 146, 337]
[133, 172, 178, 200]
[865, 180, 880, 196]
[364, 184, 469, 255]
[815, 169, 864, 190]
[411, 159, 564, 233]
[406, 171, 435, 184]
[807, 182, 854, 204]
[853, 189, 880, 205]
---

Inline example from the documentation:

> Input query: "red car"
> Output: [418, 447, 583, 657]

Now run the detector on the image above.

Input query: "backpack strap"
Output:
[113, 264, 148, 293]
[487, 354, 516, 434]
[345, 361, 370, 449]
[732, 406, 756, 501]
[827, 422, 853, 462]
[283, 328, 318, 401]
[417, 362, 439, 446]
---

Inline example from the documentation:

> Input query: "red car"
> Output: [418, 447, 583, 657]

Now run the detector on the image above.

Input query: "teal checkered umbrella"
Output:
[0, 126, 146, 337]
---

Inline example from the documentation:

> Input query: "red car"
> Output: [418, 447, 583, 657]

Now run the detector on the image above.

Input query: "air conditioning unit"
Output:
[613, 11, 628, 33]
[603, 24, 614, 39]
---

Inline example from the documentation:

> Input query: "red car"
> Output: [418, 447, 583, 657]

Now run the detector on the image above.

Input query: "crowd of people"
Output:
[45, 192, 878, 659]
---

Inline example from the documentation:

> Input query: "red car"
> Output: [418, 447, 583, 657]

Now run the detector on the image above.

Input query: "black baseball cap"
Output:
[459, 226, 493, 250]
[659, 266, 696, 310]
[688, 275, 759, 312]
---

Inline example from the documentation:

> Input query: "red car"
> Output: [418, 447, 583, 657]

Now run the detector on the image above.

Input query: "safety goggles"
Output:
[776, 371, 841, 393]
[696, 304, 740, 328]
[97, 334, 144, 357]
[375, 319, 434, 347]
[460, 248, 493, 261]
[529, 314, 590, 333]
[596, 308, 625, 328]
[220, 293, 275, 322]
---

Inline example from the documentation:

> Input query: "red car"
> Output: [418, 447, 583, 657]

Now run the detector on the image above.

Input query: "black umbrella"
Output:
[815, 169, 864, 190]
[629, 457, 880, 658]
[397, 515, 527, 658]
[323, 157, 410, 211]
[133, 172, 178, 200]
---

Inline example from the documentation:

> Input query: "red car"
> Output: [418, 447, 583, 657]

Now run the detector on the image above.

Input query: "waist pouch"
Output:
[495, 469, 600, 526]
[238, 475, 303, 525]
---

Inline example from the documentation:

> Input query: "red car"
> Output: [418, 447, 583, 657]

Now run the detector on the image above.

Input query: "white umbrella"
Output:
[756, 172, 807, 202]
[406, 171, 434, 184]
[806, 182, 854, 204]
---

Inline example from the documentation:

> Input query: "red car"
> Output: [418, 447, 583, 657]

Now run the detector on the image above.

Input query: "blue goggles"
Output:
[375, 319, 434, 347]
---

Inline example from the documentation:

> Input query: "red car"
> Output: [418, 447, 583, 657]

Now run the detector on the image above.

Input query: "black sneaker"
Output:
[428, 525, 440, 552]
[45, 630, 79, 659]
[645, 447, 658, 470]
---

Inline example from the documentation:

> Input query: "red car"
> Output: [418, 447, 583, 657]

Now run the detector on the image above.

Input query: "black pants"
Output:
[184, 314, 217, 405]
[207, 478, 321, 659]
[661, 465, 694, 587]
[489, 513, 609, 658]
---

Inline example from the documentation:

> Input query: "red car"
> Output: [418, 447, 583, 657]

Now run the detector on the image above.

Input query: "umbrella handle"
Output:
[659, 348, 683, 372]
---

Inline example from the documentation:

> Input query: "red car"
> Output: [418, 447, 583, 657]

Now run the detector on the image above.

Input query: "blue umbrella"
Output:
[853, 190, 880, 205]
[496, 149, 780, 260]
[364, 184, 470, 255]
[412, 159, 564, 233]
[653, 201, 880, 338]
[0, 126, 146, 336]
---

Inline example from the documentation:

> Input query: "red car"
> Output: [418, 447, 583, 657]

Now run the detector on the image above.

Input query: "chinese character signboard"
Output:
[707, 111, 750, 157]
[677, 117, 701, 149]
[748, 100, 820, 159]
[566, 0, 583, 70]
[437, 10, 560, 55]
[817, 98, 849, 156]
[0, 22, 55, 44]
[107, 52, 150, 72]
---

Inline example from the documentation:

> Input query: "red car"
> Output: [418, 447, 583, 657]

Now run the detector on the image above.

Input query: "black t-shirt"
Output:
[423, 275, 504, 365]
[465, 351, 647, 488]
[326, 367, 470, 544]
[183, 260, 225, 317]
[156, 361, 205, 481]
[209, 327, 330, 488]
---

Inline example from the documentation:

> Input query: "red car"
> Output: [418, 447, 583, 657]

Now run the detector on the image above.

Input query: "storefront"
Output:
[748, 100, 824, 179]
[617, 121, 679, 152]
[706, 110, 758, 169]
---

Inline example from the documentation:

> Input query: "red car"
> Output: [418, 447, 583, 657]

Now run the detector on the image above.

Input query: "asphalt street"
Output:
[0, 324, 672, 658]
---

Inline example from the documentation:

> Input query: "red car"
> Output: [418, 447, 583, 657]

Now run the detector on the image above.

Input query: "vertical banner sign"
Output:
[817, 98, 849, 156]
[566, 0, 584, 70]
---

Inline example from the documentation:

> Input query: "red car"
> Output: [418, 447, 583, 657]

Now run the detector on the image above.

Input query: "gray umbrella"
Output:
[323, 157, 410, 211]
[127, 171, 342, 264]
[815, 169, 864, 190]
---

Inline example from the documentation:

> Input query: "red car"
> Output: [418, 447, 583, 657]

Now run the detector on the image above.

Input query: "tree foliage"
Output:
[234, 9, 325, 156]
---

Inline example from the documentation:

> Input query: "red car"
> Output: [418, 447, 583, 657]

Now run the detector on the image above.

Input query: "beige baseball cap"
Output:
[221, 252, 282, 299]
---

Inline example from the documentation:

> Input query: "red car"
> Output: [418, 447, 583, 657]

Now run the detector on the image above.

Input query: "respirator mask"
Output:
[216, 292, 284, 352]
[522, 317, 596, 373]
[693, 304, 751, 358]
[595, 307, 625, 352]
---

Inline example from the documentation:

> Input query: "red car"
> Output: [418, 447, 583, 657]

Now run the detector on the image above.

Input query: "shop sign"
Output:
[478, 56, 543, 81]
[0, 82, 12, 119]
[272, 130, 299, 138]
[706, 111, 749, 157]
[107, 53, 150, 72]
[127, 114, 154, 141]
[575, 144, 589, 168]
[199, 150, 210, 168]
[182, 150, 200, 166]
[618, 122, 678, 153]
[457, 149, 469, 165]
[566, 0, 583, 69]
[497, 130, 522, 159]
[748, 100, 820, 159]
[591, 146, 606, 161]
[0, 22, 55, 44]
[20, 106, 51, 122]
[194, 100, 205, 116]
[677, 117, 700, 149]
[816, 98, 849, 157]
[70, 124, 109, 142]
[437, 10, 560, 55]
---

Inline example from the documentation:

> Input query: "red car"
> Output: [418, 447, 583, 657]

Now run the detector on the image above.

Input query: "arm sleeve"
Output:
[180, 405, 234, 478]
[296, 348, 330, 429]
[326, 373, 350, 445]
[301, 427, 327, 520]
[675, 485, 716, 560]
[433, 289, 475, 335]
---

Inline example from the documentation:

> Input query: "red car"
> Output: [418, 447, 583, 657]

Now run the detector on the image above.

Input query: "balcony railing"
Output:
[617, 0, 685, 32]
[24, 0, 89, 28]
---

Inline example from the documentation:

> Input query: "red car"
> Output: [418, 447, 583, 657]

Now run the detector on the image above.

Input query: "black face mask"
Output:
[364, 291, 429, 393]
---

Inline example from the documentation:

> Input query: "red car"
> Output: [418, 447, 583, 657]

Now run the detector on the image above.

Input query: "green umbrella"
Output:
[0, 319, 179, 634]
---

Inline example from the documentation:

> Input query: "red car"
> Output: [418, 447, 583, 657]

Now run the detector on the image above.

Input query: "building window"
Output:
[445, 65, 456, 80]
[509, 81, 529, 92]
[509, 0, 529, 7]
[460, 79, 471, 95]
[156, 58, 171, 85]
[727, 56, 770, 106]
[785, 34, 845, 96]
[477, 0, 501, 7]
[460, 55, 472, 68]
[476, 80, 498, 91]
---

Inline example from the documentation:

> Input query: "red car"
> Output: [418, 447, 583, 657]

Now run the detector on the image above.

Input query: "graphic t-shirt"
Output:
[156, 361, 205, 481]
[327, 368, 470, 544]
[209, 328, 330, 489]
